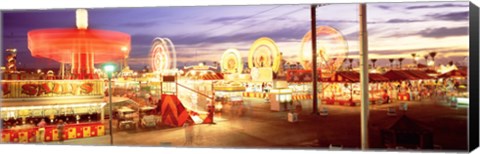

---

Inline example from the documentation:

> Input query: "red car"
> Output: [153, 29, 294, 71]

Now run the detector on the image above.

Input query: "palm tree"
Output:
[398, 58, 405, 69]
[423, 55, 429, 64]
[370, 59, 378, 68]
[411, 53, 417, 65]
[429, 52, 437, 63]
[388, 58, 394, 69]
[348, 58, 354, 70]
[448, 61, 454, 66]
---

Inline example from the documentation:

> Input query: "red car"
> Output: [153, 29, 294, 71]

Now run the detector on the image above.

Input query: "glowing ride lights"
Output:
[150, 37, 177, 74]
[221, 48, 243, 74]
[299, 26, 349, 78]
[248, 37, 282, 73]
[27, 9, 131, 80]
[103, 64, 116, 77]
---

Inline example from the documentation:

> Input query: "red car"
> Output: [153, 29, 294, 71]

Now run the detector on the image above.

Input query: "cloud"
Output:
[342, 47, 467, 66]
[405, 3, 469, 10]
[121, 20, 160, 28]
[2, 10, 75, 28]
[427, 11, 469, 21]
[384, 18, 425, 23]
[376, 5, 392, 10]
[207, 16, 252, 24]
[157, 23, 310, 46]
[380, 26, 468, 39]
[317, 19, 357, 24]
[418, 27, 468, 38]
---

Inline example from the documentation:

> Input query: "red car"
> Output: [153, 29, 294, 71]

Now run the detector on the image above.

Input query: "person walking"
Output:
[183, 121, 194, 146]
[37, 119, 47, 143]
[57, 120, 65, 143]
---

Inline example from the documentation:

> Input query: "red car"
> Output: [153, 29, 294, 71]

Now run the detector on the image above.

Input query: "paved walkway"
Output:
[43, 96, 467, 151]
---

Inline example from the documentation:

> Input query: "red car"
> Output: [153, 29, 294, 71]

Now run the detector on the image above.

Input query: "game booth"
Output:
[213, 80, 245, 111]
[286, 69, 315, 101]
[320, 71, 391, 106]
[438, 69, 468, 106]
[383, 70, 436, 101]
[1, 80, 107, 143]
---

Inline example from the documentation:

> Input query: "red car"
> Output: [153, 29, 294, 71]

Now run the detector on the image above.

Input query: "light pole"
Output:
[103, 63, 116, 146]
[359, 3, 369, 150]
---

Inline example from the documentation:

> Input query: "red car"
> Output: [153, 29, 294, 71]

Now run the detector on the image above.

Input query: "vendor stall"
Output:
[214, 80, 246, 111]
[269, 81, 293, 111]
[286, 69, 315, 101]
[1, 79, 107, 143]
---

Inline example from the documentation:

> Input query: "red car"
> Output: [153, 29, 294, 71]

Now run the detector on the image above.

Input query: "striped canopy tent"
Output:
[383, 70, 421, 81]
[416, 63, 428, 69]
[438, 69, 467, 78]
[286, 69, 320, 83]
[320, 71, 390, 101]
[184, 70, 224, 80]
[321, 71, 390, 83]
[402, 70, 434, 80]
[423, 69, 439, 77]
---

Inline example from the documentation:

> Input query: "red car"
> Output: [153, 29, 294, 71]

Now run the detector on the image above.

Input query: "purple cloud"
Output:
[405, 3, 469, 10]
[208, 16, 251, 24]
[381, 26, 468, 39]
[385, 18, 425, 23]
[427, 11, 469, 21]
[376, 5, 392, 10]
[418, 27, 468, 38]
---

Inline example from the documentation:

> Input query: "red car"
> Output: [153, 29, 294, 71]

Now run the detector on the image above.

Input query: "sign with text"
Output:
[1, 80, 104, 99]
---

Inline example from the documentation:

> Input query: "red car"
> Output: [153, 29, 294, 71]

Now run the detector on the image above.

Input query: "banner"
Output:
[1, 80, 103, 99]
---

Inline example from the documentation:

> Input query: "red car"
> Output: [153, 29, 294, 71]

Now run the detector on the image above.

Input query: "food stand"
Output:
[214, 80, 245, 111]
[269, 87, 293, 111]
[321, 71, 390, 106]
[438, 69, 468, 106]
[286, 70, 314, 101]
[1, 80, 107, 143]
[269, 80, 293, 111]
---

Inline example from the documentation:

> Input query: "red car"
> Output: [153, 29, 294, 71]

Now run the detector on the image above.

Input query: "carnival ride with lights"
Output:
[131, 37, 217, 126]
[151, 38, 177, 74]
[27, 9, 131, 80]
[221, 49, 243, 74]
[299, 26, 348, 78]
[2, 9, 132, 143]
[287, 25, 353, 105]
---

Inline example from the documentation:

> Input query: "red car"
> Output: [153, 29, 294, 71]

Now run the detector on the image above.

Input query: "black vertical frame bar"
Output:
[311, 4, 319, 114]
[469, 2, 479, 152]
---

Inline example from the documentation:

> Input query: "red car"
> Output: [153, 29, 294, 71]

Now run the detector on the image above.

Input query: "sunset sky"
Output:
[1, 1, 469, 70]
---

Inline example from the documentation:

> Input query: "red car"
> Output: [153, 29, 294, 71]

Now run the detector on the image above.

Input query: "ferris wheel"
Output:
[150, 37, 177, 73]
[221, 48, 243, 74]
[300, 26, 348, 78]
[248, 37, 281, 73]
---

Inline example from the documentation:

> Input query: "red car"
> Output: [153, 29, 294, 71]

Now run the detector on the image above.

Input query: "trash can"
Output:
[288, 112, 298, 122]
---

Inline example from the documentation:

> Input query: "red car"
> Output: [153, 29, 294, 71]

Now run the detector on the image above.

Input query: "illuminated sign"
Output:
[2, 80, 103, 99]
[163, 76, 176, 82]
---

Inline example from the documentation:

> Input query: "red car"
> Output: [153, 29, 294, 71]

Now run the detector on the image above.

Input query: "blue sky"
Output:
[1, 2, 469, 70]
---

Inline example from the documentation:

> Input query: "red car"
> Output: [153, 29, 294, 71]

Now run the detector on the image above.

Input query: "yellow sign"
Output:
[2, 80, 103, 99]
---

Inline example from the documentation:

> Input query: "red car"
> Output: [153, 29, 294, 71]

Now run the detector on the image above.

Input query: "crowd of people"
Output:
[385, 78, 464, 102]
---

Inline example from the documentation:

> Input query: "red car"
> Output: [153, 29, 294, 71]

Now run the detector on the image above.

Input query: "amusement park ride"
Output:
[1, 7, 351, 144]
[27, 9, 131, 80]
